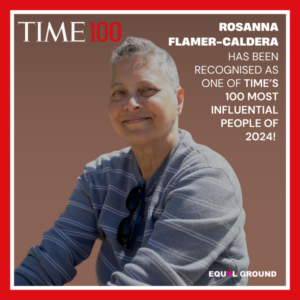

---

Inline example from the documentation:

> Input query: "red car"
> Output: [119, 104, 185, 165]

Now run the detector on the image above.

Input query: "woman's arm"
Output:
[107, 167, 247, 286]
[14, 167, 98, 286]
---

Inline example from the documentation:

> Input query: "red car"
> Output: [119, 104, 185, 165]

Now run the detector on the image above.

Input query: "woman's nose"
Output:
[123, 94, 142, 111]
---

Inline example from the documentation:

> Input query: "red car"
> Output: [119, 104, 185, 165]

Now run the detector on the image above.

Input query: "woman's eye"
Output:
[113, 91, 125, 96]
[142, 88, 155, 92]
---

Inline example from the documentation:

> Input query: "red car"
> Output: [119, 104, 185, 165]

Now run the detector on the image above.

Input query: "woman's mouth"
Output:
[124, 118, 150, 124]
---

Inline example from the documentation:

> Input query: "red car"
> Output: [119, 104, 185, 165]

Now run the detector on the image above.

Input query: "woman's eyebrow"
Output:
[138, 80, 154, 85]
[111, 82, 124, 88]
[111, 81, 157, 89]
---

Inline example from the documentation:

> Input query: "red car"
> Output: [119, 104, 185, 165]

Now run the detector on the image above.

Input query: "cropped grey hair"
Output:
[110, 36, 180, 89]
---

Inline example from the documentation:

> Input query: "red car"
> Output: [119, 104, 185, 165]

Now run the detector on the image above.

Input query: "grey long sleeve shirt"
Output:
[15, 128, 250, 286]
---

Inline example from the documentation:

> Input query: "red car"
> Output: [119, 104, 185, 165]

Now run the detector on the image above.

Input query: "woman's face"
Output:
[109, 55, 184, 146]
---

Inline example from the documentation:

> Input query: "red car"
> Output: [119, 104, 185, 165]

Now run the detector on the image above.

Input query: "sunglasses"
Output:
[117, 184, 146, 250]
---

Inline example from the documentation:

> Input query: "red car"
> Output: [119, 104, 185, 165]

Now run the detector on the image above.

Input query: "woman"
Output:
[15, 36, 249, 286]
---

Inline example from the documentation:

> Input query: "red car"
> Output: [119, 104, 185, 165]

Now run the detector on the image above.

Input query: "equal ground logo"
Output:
[206, 271, 278, 278]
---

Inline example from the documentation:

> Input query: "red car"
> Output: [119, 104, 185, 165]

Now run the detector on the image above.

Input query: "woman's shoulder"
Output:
[84, 147, 133, 172]
[171, 129, 241, 193]
[176, 129, 233, 171]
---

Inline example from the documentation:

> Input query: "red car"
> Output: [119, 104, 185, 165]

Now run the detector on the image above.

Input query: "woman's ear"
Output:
[176, 87, 184, 115]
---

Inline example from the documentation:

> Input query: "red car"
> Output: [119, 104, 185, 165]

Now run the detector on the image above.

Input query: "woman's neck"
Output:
[131, 129, 179, 183]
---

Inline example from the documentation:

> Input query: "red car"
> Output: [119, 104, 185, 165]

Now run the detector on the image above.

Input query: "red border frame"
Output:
[3, 1, 297, 299]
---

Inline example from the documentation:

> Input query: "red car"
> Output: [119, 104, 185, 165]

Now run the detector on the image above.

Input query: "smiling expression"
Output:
[109, 55, 183, 146]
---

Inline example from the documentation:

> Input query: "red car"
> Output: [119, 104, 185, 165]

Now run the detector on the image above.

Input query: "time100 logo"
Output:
[17, 21, 121, 42]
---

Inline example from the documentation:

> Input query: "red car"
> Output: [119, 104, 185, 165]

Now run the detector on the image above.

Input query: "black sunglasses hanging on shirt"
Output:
[117, 184, 146, 250]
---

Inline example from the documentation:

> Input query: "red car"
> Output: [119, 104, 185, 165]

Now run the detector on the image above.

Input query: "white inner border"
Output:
[10, 10, 290, 291]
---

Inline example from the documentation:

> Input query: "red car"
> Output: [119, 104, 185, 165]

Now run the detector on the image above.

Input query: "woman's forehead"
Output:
[111, 55, 166, 85]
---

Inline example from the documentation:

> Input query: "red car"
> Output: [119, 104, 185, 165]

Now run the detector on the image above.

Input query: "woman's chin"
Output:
[123, 130, 155, 146]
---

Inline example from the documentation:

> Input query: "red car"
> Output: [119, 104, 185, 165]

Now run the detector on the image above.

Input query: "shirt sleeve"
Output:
[14, 167, 98, 286]
[107, 166, 242, 286]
